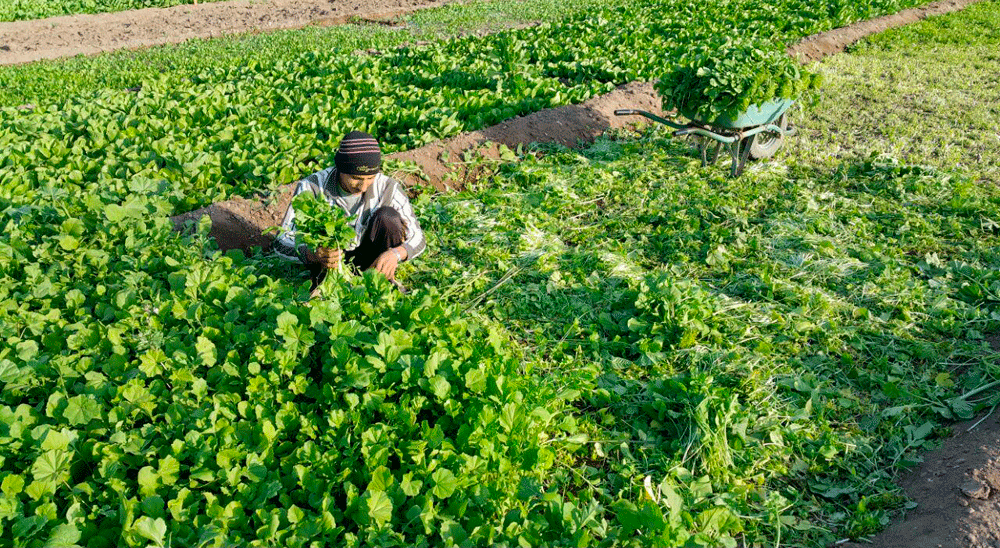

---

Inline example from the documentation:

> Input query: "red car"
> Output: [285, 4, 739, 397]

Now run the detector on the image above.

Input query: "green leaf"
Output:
[63, 395, 101, 427]
[400, 473, 423, 497]
[1, 474, 24, 496]
[13, 515, 46, 541]
[369, 466, 394, 492]
[429, 375, 451, 400]
[46, 523, 82, 547]
[31, 450, 71, 487]
[133, 516, 167, 547]
[0, 359, 27, 386]
[464, 367, 487, 394]
[431, 468, 458, 499]
[366, 490, 393, 527]
[158, 455, 180, 486]
[195, 336, 217, 367]
[58, 235, 80, 251]
[138, 466, 159, 498]
[104, 204, 127, 223]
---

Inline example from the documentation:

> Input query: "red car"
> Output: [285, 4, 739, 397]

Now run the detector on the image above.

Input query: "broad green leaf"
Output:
[13, 515, 46, 541]
[31, 450, 71, 487]
[158, 455, 180, 486]
[1, 474, 24, 496]
[429, 375, 450, 400]
[104, 204, 127, 223]
[63, 395, 101, 426]
[431, 468, 458, 499]
[366, 490, 393, 526]
[464, 368, 487, 393]
[46, 522, 82, 547]
[138, 466, 159, 498]
[133, 516, 167, 547]
[196, 336, 217, 367]
[58, 235, 79, 251]
[400, 473, 423, 497]
[369, 466, 394, 492]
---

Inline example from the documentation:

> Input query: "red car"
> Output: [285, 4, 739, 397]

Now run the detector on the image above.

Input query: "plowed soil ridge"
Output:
[0, 0, 454, 66]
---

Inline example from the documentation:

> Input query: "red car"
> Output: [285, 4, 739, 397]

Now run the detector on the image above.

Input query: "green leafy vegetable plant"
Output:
[286, 192, 355, 253]
[656, 41, 823, 123]
[278, 192, 355, 277]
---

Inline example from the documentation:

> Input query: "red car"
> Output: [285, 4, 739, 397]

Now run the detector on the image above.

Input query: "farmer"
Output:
[273, 131, 425, 292]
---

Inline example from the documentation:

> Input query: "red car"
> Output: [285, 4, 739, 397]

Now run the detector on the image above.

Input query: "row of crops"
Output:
[3, 0, 999, 546]
[0, 0, 227, 23]
[1, 0, 933, 214]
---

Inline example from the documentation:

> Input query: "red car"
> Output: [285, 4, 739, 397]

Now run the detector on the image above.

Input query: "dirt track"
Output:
[0, 0, 454, 66]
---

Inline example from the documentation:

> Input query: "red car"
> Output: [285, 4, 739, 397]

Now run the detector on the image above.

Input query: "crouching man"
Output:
[273, 131, 425, 293]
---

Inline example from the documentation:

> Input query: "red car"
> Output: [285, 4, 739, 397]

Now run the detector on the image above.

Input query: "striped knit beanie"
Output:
[334, 131, 382, 175]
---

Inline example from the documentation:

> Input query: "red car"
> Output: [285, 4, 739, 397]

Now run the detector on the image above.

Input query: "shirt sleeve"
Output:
[272, 169, 332, 263]
[389, 180, 426, 261]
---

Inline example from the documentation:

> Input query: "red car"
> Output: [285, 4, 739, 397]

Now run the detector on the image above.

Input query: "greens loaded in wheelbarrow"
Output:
[618, 41, 822, 176]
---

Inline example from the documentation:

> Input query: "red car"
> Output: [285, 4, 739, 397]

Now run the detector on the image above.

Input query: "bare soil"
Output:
[0, 0, 454, 66]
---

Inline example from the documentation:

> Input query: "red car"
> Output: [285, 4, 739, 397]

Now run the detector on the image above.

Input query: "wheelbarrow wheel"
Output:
[748, 113, 788, 160]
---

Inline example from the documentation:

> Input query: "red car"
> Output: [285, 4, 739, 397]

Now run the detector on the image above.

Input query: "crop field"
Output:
[1, 0, 999, 547]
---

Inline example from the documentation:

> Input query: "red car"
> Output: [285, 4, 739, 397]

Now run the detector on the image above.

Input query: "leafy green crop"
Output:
[656, 41, 822, 123]
[4, 1, 998, 547]
[283, 192, 356, 253]
[0, 0, 933, 219]
[0, 0, 227, 22]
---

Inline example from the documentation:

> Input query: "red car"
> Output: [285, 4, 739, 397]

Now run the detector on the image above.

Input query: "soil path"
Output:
[788, 0, 987, 62]
[840, 393, 1000, 548]
[0, 0, 453, 66]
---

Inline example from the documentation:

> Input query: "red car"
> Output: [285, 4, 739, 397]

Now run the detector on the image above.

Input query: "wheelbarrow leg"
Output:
[700, 140, 723, 166]
[730, 135, 755, 177]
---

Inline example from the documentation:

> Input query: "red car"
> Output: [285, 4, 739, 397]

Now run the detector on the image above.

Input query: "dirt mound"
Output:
[0, 0, 453, 66]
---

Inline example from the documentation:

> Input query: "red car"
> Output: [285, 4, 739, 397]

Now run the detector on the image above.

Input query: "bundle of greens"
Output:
[656, 41, 822, 123]
[287, 191, 356, 274]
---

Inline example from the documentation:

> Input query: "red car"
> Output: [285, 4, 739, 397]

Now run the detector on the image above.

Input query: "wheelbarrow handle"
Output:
[613, 109, 687, 130]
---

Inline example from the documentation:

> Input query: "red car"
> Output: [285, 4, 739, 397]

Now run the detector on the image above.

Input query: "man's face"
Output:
[338, 172, 377, 195]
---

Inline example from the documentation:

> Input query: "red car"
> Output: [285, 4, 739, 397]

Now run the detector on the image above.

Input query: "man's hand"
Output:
[306, 247, 342, 269]
[372, 248, 406, 280]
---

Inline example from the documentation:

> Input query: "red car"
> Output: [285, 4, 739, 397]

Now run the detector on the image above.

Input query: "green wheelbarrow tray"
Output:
[614, 98, 797, 177]
[683, 98, 794, 129]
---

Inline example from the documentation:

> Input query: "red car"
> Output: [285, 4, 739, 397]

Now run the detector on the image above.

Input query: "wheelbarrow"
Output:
[615, 98, 796, 177]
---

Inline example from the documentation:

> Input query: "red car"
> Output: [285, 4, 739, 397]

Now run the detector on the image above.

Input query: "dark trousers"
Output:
[310, 207, 406, 287]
